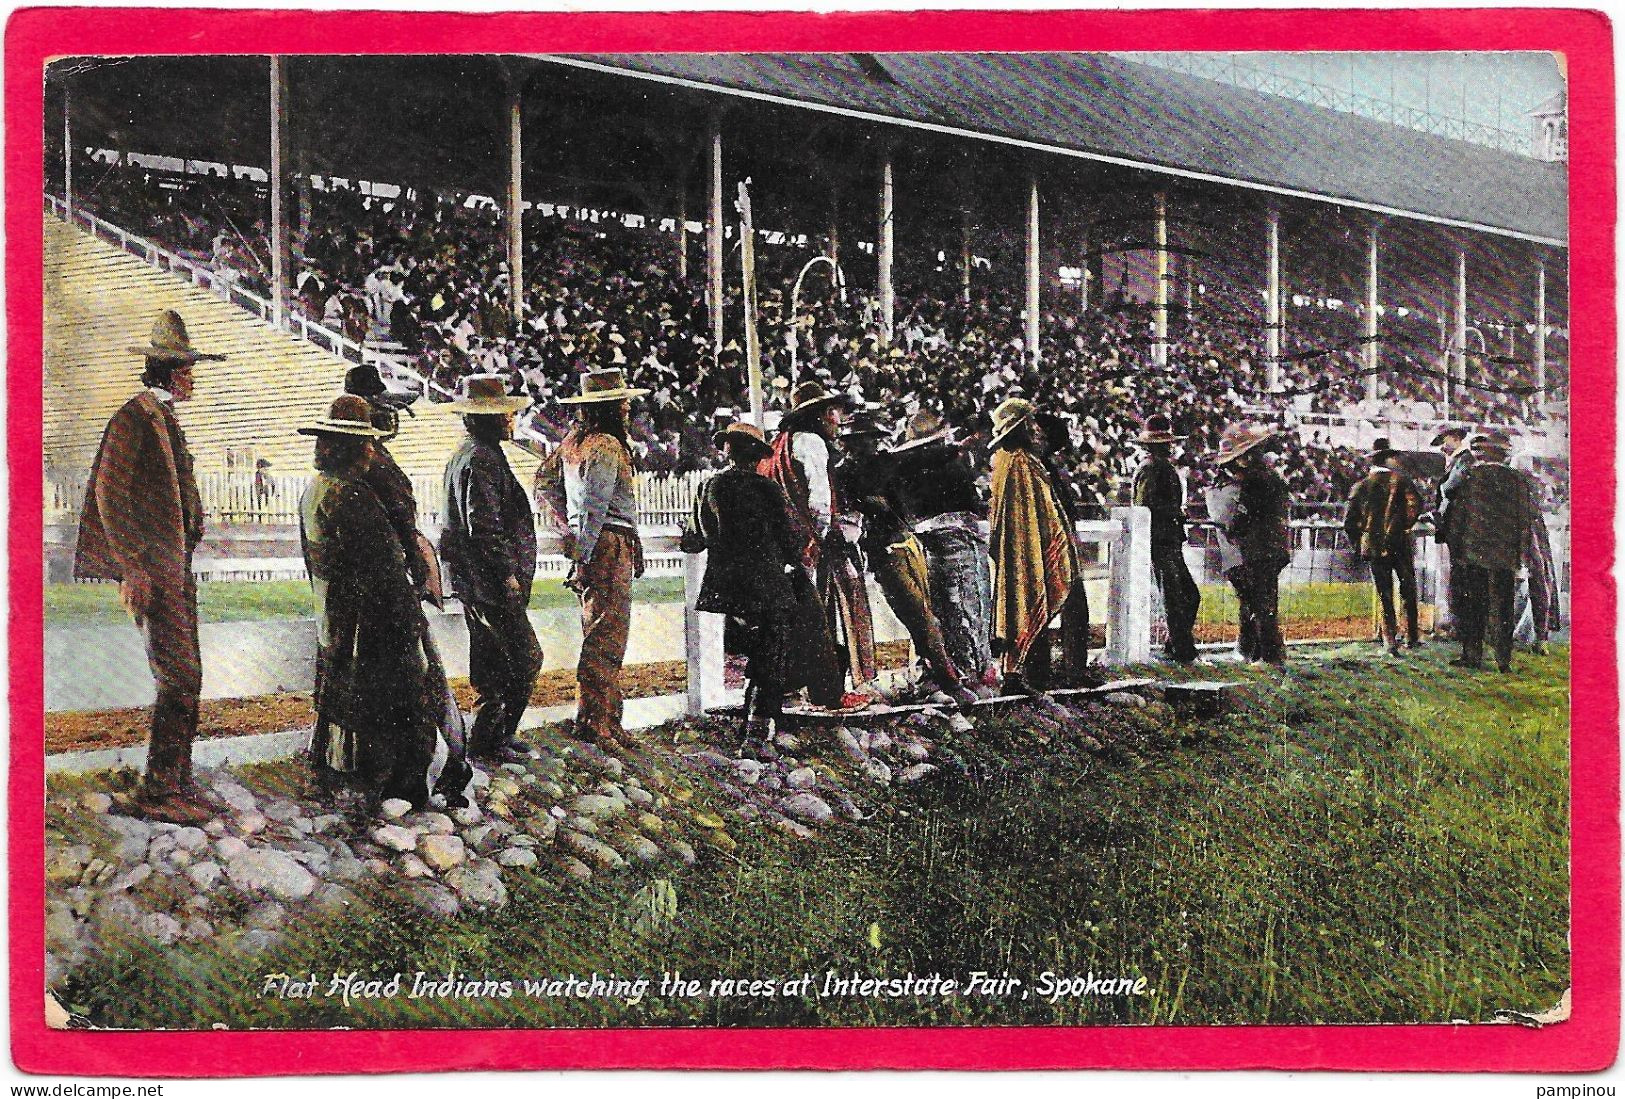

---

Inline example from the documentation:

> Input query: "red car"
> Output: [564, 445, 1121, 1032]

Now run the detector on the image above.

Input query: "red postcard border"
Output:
[7, 6, 1617, 1075]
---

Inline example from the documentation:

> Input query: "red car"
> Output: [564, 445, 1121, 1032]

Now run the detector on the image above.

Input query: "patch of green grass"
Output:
[1195, 581, 1378, 627]
[55, 645, 1569, 1029]
[45, 577, 688, 626]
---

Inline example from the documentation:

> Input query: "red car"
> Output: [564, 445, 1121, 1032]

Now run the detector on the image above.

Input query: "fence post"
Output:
[683, 550, 726, 715]
[1106, 506, 1153, 665]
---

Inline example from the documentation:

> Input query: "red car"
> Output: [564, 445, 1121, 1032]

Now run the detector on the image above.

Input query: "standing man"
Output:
[1430, 426, 1474, 637]
[74, 311, 222, 824]
[1214, 423, 1291, 666]
[760, 381, 877, 696]
[888, 408, 996, 697]
[537, 369, 648, 746]
[440, 374, 541, 764]
[1343, 438, 1426, 656]
[1131, 414, 1201, 664]
[988, 397, 1079, 695]
[1446, 431, 1541, 673]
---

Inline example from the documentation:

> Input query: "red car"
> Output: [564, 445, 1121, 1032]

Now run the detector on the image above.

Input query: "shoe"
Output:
[1001, 674, 1043, 697]
[1449, 658, 1482, 670]
[812, 692, 871, 713]
[477, 743, 535, 765]
[1386, 644, 1403, 658]
[1406, 639, 1424, 650]
[1497, 663, 1513, 674]
[132, 789, 214, 826]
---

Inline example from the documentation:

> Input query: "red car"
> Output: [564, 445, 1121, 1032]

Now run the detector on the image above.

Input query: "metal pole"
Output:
[1365, 227, 1379, 400]
[878, 154, 894, 347]
[269, 57, 288, 330]
[1152, 192, 1169, 368]
[1535, 259, 1548, 411]
[961, 215, 972, 308]
[1079, 223, 1089, 313]
[790, 255, 837, 388]
[737, 181, 764, 430]
[1266, 209, 1280, 391]
[676, 190, 688, 282]
[827, 188, 840, 266]
[63, 83, 72, 216]
[506, 89, 524, 325]
[1026, 178, 1041, 371]
[1455, 249, 1468, 388]
[707, 118, 724, 371]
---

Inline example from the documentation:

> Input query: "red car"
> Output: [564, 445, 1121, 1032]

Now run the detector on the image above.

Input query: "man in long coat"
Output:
[988, 397, 1079, 694]
[441, 374, 542, 763]
[537, 369, 648, 745]
[299, 396, 443, 811]
[1447, 431, 1542, 672]
[1431, 426, 1474, 636]
[1343, 438, 1426, 655]
[74, 311, 222, 825]
[1131, 414, 1201, 664]
[1215, 424, 1292, 666]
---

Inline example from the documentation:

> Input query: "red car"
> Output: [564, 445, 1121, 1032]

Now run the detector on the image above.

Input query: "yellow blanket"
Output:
[989, 448, 1077, 667]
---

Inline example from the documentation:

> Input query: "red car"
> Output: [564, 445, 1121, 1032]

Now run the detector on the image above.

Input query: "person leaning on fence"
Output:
[297, 397, 448, 814]
[1342, 437, 1425, 657]
[839, 409, 971, 705]
[74, 310, 223, 825]
[536, 369, 648, 747]
[685, 421, 848, 755]
[1430, 426, 1474, 638]
[1131, 414, 1201, 664]
[987, 397, 1082, 696]
[1214, 423, 1291, 667]
[887, 408, 997, 698]
[440, 374, 543, 764]
[1445, 431, 1542, 673]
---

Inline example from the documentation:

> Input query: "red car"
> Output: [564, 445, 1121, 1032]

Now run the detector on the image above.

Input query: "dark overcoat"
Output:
[691, 467, 799, 620]
[1230, 465, 1292, 565]
[1343, 469, 1425, 560]
[1449, 462, 1541, 572]
[441, 436, 537, 607]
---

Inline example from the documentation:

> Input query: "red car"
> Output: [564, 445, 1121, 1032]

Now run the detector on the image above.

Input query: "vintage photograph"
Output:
[33, 42, 1578, 1043]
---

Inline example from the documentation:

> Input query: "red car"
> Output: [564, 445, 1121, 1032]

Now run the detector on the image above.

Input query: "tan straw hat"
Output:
[1214, 423, 1277, 465]
[886, 408, 950, 454]
[128, 310, 226, 362]
[558, 368, 650, 404]
[298, 394, 391, 438]
[988, 397, 1037, 449]
[446, 373, 532, 414]
[780, 380, 852, 426]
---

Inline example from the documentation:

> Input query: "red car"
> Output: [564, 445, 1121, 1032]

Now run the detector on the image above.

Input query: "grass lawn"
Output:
[44, 577, 688, 625]
[53, 644, 1570, 1028]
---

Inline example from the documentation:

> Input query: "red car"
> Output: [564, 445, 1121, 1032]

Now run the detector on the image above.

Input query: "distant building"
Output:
[1528, 90, 1568, 163]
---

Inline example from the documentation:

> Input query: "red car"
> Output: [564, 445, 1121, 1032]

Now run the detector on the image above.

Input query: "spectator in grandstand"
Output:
[74, 310, 221, 825]
[1342, 438, 1426, 656]
[988, 398, 1084, 696]
[537, 369, 648, 746]
[1447, 431, 1543, 673]
[1132, 415, 1201, 664]
[1215, 424, 1291, 666]
[440, 375, 543, 764]
[888, 408, 997, 698]
[838, 409, 968, 704]
[761, 381, 878, 701]
[297, 396, 446, 813]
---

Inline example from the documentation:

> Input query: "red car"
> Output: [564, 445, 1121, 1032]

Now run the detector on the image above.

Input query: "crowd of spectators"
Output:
[71, 165, 1570, 513]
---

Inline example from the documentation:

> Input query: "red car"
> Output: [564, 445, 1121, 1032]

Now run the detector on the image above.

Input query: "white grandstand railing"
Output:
[46, 192, 381, 368]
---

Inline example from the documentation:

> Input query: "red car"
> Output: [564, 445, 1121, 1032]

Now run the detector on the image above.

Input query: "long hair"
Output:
[139, 356, 177, 391]
[463, 413, 510, 444]
[561, 401, 637, 471]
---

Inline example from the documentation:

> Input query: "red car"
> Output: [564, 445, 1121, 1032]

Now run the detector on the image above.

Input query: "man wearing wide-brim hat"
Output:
[1213, 422, 1291, 666]
[1343, 437, 1426, 656]
[1131, 414, 1201, 663]
[1429, 425, 1476, 636]
[1446, 430, 1542, 672]
[536, 369, 649, 746]
[74, 310, 223, 824]
[298, 396, 460, 812]
[759, 379, 878, 695]
[440, 374, 542, 764]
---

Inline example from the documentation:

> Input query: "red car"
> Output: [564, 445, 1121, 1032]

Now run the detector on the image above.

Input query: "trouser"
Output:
[1441, 545, 1466, 636]
[870, 535, 959, 686]
[818, 542, 877, 687]
[1228, 558, 1287, 665]
[738, 616, 790, 723]
[1018, 575, 1092, 690]
[140, 569, 202, 797]
[576, 528, 637, 740]
[918, 524, 994, 685]
[1151, 538, 1201, 662]
[1370, 551, 1420, 649]
[464, 594, 543, 756]
[1456, 563, 1516, 670]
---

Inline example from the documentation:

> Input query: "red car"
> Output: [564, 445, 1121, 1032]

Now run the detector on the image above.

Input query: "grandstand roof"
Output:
[544, 53, 1568, 247]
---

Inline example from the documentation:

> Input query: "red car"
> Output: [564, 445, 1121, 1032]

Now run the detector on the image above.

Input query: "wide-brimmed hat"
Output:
[1135, 414, 1186, 446]
[445, 374, 532, 414]
[344, 363, 417, 414]
[843, 409, 889, 439]
[1370, 437, 1398, 460]
[558, 368, 649, 404]
[888, 408, 951, 454]
[712, 420, 771, 459]
[780, 380, 852, 426]
[1214, 423, 1277, 465]
[1430, 426, 1470, 447]
[297, 394, 390, 438]
[989, 397, 1037, 449]
[1470, 430, 1513, 456]
[128, 310, 226, 362]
